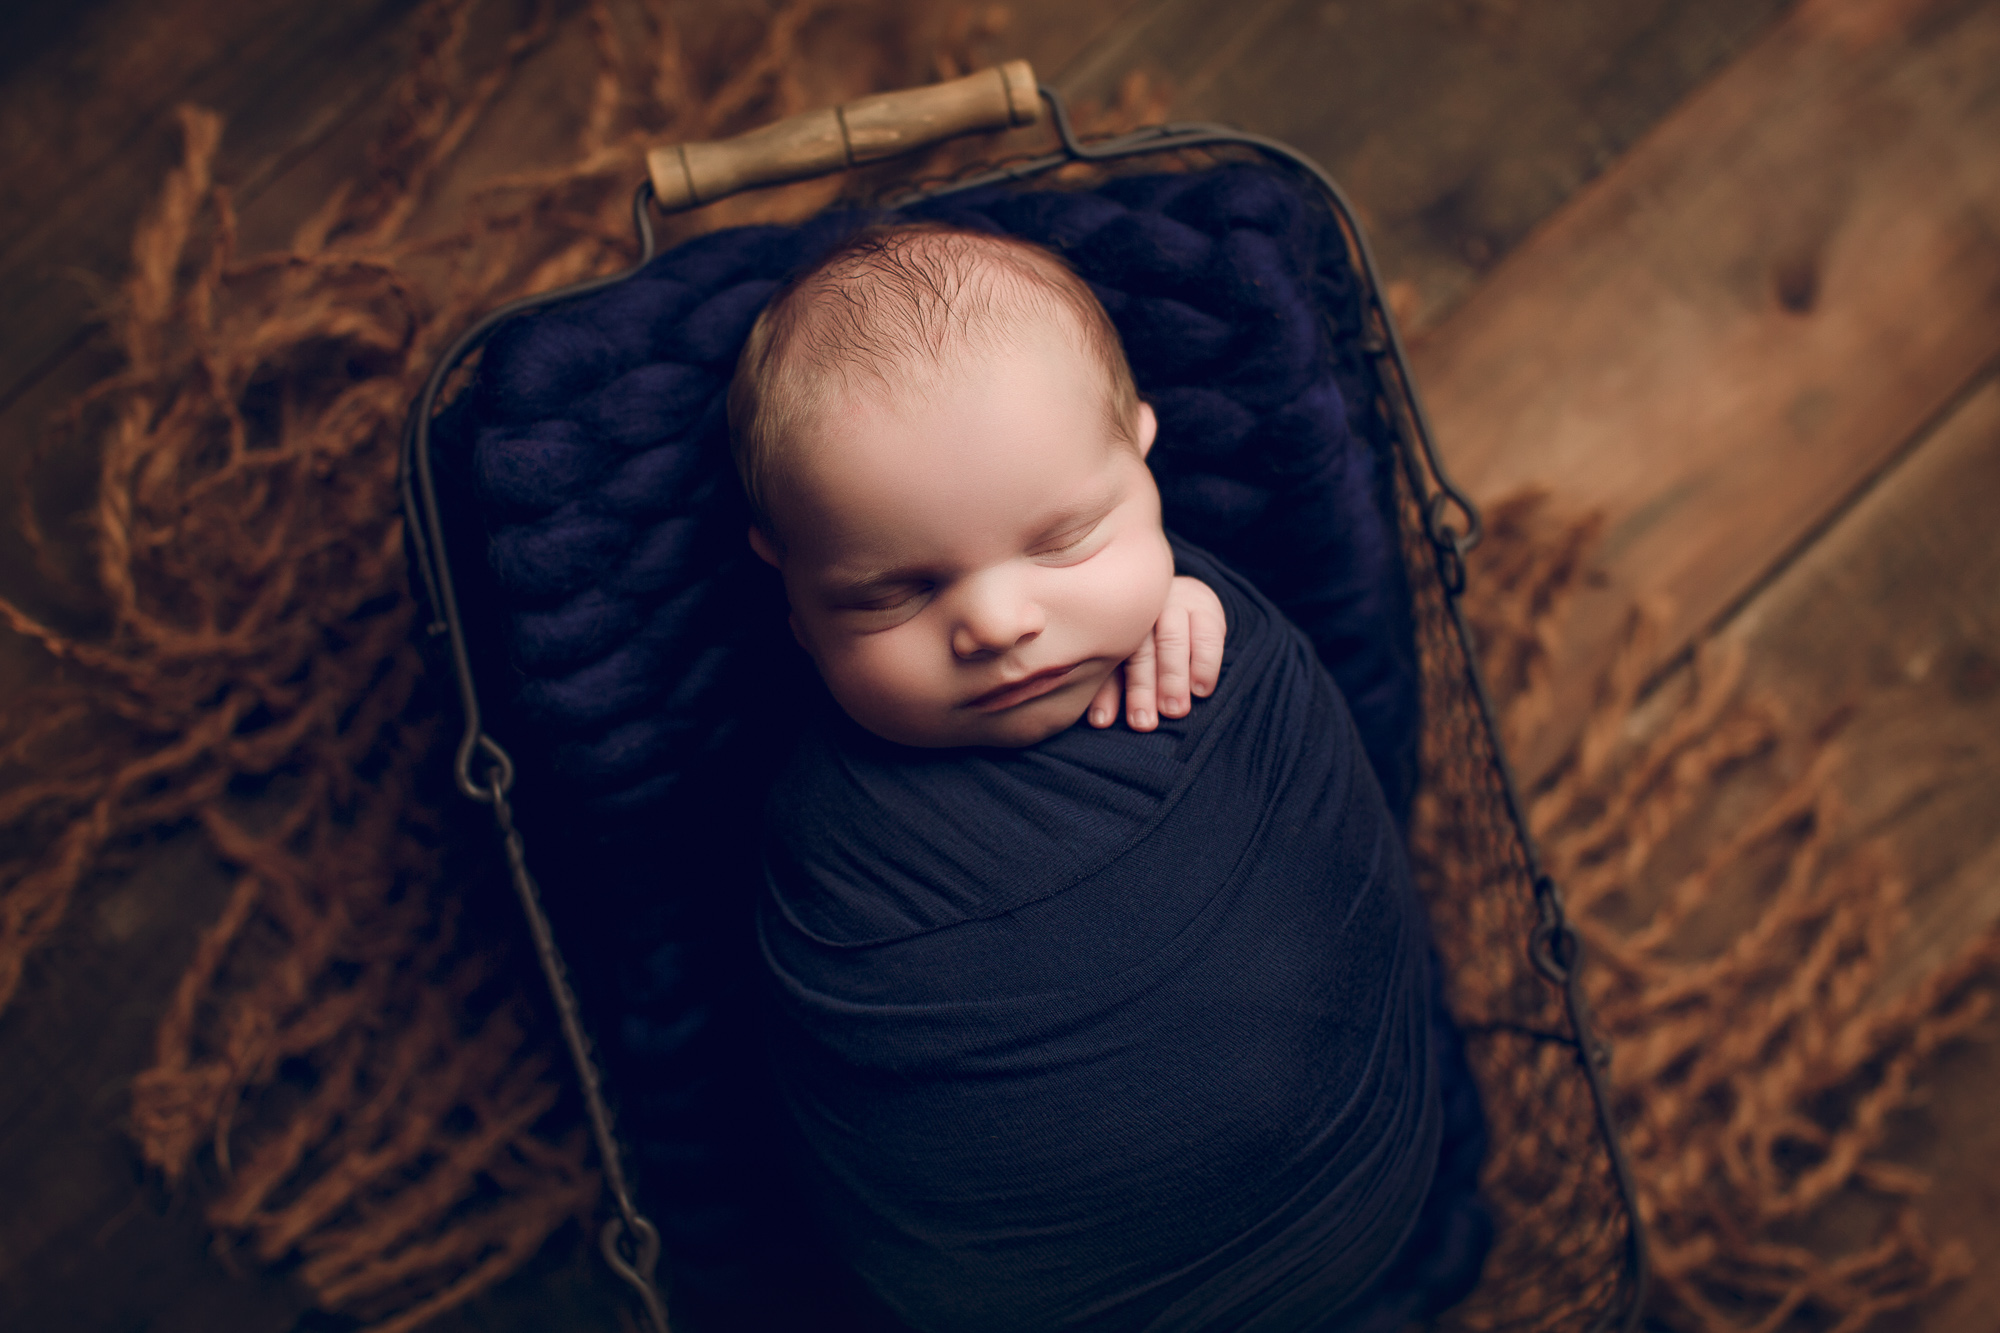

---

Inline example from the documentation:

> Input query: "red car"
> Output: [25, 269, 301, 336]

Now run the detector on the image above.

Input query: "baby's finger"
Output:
[1155, 605, 1193, 718]
[1124, 632, 1159, 731]
[1087, 667, 1122, 728]
[1189, 595, 1226, 697]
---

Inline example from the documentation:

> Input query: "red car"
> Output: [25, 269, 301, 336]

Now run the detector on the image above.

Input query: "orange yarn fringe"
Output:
[0, 1, 1989, 1328]
[1455, 493, 1991, 1332]
[0, 2, 1166, 1329]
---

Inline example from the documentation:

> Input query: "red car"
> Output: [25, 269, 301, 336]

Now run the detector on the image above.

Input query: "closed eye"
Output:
[841, 582, 932, 613]
[1033, 517, 1107, 562]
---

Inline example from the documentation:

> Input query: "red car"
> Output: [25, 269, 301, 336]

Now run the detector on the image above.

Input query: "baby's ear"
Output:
[1135, 401, 1159, 459]
[748, 524, 782, 567]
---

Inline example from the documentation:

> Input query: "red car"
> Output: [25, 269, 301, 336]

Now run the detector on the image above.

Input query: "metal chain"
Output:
[482, 759, 671, 1333]
[402, 181, 672, 1332]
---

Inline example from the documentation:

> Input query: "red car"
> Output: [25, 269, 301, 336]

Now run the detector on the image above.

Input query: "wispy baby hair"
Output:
[727, 222, 1142, 535]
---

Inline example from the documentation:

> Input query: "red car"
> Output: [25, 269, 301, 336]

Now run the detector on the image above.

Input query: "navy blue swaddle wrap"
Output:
[434, 163, 1490, 1321]
[762, 539, 1476, 1332]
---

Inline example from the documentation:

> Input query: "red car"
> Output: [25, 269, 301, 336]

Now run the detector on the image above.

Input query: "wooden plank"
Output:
[1615, 372, 2000, 999]
[1591, 374, 2000, 1333]
[0, 0, 349, 237]
[32, 0, 1998, 1327]
[0, 0, 560, 623]
[0, 0, 426, 414]
[0, 832, 313, 1331]
[0, 2, 586, 1327]
[1414, 0, 2000, 785]
[979, 0, 1155, 92]
[1053, 0, 1792, 332]
[1707, 375, 2000, 1009]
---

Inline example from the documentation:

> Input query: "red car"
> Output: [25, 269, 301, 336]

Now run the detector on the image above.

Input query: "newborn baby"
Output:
[732, 224, 1473, 1332]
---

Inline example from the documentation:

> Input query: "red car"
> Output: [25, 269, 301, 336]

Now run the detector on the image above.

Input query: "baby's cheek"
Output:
[825, 633, 949, 732]
[864, 630, 944, 695]
[1108, 530, 1177, 652]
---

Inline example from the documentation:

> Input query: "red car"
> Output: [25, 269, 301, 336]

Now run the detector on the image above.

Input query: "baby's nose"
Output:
[950, 575, 1045, 659]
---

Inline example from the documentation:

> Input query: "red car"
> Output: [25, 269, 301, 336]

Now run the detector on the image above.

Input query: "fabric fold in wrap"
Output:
[759, 538, 1457, 1332]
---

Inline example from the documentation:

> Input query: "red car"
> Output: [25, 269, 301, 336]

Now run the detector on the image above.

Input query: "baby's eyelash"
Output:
[845, 584, 930, 612]
[1036, 520, 1104, 557]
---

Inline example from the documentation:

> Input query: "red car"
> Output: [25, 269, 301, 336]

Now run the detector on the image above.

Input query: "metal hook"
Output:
[602, 1215, 669, 1333]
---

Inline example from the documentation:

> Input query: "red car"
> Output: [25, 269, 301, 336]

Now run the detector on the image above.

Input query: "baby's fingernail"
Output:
[1133, 709, 1154, 729]
[1091, 708, 1111, 726]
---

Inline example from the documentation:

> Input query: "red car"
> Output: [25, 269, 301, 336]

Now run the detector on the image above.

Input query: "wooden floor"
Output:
[2, 0, 1996, 1328]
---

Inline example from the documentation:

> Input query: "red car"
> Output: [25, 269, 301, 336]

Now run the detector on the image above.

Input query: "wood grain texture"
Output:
[1564, 363, 2000, 1333]
[0, 0, 426, 414]
[1675, 375, 2000, 1333]
[0, 0, 589, 626]
[0, 4, 588, 1328]
[1004, 0, 1155, 89]
[0, 833, 314, 1331]
[6, 0, 1996, 1327]
[650, 61, 1040, 210]
[1414, 0, 2000, 783]
[1053, 0, 1793, 330]
[1713, 376, 2000, 1008]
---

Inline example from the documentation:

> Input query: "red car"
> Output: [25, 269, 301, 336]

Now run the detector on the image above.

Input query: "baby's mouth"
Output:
[965, 661, 1084, 712]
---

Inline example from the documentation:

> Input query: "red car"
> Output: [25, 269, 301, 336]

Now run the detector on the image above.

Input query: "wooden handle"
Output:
[647, 61, 1041, 212]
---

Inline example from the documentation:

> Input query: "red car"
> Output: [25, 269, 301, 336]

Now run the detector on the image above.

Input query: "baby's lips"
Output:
[965, 660, 1084, 711]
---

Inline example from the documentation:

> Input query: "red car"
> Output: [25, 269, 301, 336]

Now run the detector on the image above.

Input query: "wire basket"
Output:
[403, 66, 1648, 1333]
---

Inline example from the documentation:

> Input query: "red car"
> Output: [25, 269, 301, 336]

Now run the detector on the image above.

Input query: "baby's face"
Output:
[753, 329, 1173, 748]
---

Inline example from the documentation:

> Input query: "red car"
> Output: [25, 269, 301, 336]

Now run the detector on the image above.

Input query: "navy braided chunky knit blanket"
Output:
[456, 165, 1417, 832]
[433, 163, 1480, 1321]
[763, 538, 1486, 1332]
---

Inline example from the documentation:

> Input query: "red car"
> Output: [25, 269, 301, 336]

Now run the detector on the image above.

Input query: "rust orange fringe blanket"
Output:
[0, 2, 1992, 1330]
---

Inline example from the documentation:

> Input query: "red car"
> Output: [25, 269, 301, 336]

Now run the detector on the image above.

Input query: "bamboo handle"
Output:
[647, 61, 1041, 212]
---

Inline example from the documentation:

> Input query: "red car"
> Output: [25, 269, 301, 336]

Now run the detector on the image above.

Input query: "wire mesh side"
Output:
[1393, 452, 1638, 1333]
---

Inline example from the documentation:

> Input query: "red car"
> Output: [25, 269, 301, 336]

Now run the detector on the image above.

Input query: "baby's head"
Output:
[729, 224, 1174, 748]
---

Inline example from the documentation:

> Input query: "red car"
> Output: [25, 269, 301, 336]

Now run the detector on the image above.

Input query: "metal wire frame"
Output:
[399, 83, 1650, 1333]
[400, 182, 671, 1332]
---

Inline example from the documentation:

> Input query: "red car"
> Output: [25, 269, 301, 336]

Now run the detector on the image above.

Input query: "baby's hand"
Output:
[1088, 576, 1226, 732]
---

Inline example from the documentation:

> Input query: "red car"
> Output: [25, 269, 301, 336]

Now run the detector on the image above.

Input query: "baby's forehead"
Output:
[791, 253, 1082, 362]
[778, 349, 1121, 523]
[779, 290, 1106, 432]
